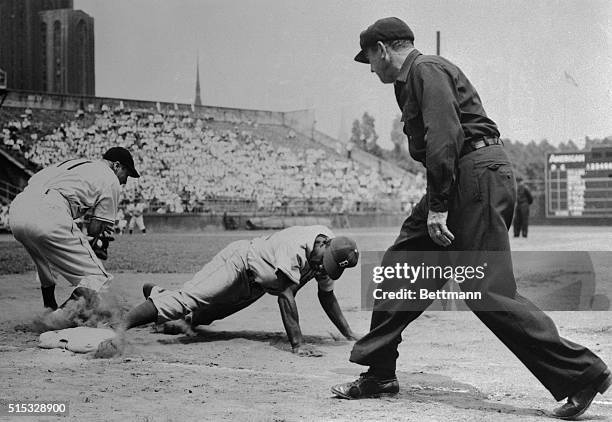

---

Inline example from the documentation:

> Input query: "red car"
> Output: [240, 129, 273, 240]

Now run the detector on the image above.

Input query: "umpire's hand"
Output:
[427, 210, 454, 247]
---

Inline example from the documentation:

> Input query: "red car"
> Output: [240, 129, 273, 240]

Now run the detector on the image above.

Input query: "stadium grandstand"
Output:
[0, 91, 424, 226]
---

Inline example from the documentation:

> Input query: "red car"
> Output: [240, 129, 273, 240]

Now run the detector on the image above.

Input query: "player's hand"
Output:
[152, 320, 196, 336]
[427, 210, 454, 247]
[103, 225, 115, 237]
[292, 343, 324, 357]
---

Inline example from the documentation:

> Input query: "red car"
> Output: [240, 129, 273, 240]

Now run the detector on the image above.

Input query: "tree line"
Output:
[350, 112, 612, 192]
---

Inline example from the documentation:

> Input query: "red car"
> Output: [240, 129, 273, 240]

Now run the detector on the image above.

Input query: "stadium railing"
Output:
[0, 180, 21, 204]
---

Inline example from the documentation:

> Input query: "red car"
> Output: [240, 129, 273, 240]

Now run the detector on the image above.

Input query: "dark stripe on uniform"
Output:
[57, 159, 73, 167]
[67, 160, 92, 170]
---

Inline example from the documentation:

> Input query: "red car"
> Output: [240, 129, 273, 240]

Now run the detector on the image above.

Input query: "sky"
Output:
[75, 0, 612, 149]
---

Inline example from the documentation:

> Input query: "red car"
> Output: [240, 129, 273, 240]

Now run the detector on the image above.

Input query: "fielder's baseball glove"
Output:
[90, 234, 114, 260]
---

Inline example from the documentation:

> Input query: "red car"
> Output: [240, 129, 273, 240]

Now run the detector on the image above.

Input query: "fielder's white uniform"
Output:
[150, 225, 336, 324]
[127, 202, 146, 232]
[115, 208, 127, 234]
[9, 158, 120, 292]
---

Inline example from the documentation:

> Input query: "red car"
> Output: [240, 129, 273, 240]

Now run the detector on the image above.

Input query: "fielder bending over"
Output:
[115, 225, 360, 356]
[9, 147, 140, 321]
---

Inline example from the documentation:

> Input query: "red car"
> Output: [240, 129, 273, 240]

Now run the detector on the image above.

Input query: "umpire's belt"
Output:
[460, 137, 503, 157]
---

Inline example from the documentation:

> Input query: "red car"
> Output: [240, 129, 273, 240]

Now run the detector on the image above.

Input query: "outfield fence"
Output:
[144, 195, 405, 216]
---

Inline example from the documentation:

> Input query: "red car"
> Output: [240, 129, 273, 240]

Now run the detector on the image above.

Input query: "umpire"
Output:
[514, 177, 533, 238]
[331, 17, 610, 419]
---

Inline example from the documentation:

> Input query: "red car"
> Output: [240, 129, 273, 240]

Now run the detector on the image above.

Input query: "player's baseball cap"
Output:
[354, 17, 415, 64]
[103, 147, 140, 178]
[323, 236, 359, 280]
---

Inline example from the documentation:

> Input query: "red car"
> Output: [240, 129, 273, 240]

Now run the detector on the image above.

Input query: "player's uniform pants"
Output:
[513, 205, 530, 237]
[116, 219, 127, 233]
[129, 215, 145, 231]
[150, 240, 265, 324]
[9, 189, 112, 292]
[349, 145, 608, 401]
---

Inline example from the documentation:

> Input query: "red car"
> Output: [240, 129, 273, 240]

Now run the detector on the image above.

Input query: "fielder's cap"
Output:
[323, 236, 359, 280]
[354, 17, 415, 64]
[103, 146, 140, 178]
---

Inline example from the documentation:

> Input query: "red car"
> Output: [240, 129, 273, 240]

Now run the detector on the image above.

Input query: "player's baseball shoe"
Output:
[143, 283, 164, 299]
[142, 283, 155, 299]
[552, 368, 612, 420]
[331, 372, 399, 399]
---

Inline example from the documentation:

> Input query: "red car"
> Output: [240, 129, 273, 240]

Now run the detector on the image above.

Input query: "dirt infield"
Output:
[1, 227, 612, 421]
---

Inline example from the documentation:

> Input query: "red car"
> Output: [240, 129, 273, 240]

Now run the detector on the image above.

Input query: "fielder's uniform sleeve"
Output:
[92, 181, 120, 224]
[413, 62, 462, 213]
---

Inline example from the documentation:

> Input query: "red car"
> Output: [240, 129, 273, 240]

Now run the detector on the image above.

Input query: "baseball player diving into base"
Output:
[9, 147, 140, 326]
[109, 225, 360, 356]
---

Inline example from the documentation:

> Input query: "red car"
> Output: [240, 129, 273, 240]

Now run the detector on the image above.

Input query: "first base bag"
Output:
[39, 327, 116, 353]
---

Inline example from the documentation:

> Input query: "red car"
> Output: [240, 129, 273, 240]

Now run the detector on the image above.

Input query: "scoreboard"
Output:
[546, 146, 612, 217]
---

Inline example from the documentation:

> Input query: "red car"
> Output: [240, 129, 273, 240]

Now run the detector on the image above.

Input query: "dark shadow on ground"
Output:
[330, 369, 550, 418]
[155, 326, 352, 352]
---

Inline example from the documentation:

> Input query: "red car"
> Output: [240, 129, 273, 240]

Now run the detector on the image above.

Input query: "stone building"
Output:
[0, 0, 94, 95]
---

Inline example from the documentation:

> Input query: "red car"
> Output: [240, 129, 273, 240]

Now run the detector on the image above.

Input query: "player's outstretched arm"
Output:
[274, 275, 323, 357]
[317, 289, 359, 341]
[277, 286, 303, 349]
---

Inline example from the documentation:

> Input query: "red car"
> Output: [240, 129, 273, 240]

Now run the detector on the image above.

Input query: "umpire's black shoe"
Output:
[331, 372, 399, 399]
[552, 368, 612, 420]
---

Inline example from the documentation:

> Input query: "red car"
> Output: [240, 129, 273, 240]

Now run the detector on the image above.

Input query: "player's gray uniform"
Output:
[150, 225, 336, 323]
[9, 159, 119, 292]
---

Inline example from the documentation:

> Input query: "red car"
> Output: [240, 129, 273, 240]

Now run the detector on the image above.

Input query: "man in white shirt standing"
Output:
[127, 197, 146, 234]
[9, 147, 140, 323]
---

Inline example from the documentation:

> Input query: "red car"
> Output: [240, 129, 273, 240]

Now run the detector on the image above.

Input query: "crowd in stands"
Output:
[1, 105, 425, 214]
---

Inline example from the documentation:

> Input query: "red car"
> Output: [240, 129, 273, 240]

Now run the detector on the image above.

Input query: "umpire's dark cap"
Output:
[103, 146, 140, 178]
[354, 17, 415, 64]
[323, 236, 359, 280]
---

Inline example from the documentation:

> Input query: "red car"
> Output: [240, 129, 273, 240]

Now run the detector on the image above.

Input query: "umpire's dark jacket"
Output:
[395, 49, 499, 213]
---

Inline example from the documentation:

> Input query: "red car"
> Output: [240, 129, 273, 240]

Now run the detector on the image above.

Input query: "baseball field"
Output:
[1, 225, 612, 422]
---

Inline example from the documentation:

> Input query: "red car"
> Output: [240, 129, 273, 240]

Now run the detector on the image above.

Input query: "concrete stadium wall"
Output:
[2, 90, 285, 125]
[282, 109, 315, 136]
[531, 216, 612, 226]
[143, 213, 409, 233]
[143, 211, 612, 233]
